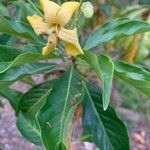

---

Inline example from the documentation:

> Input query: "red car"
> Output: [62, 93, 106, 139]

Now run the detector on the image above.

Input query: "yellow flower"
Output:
[27, 0, 84, 56]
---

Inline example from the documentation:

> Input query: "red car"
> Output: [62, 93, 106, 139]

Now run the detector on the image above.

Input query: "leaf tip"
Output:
[103, 97, 109, 111]
[103, 104, 108, 111]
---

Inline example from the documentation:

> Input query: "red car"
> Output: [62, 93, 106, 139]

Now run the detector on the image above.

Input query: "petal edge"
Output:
[56, 2, 80, 27]
[27, 15, 49, 35]
[40, 0, 60, 27]
[58, 27, 83, 56]
[42, 33, 58, 55]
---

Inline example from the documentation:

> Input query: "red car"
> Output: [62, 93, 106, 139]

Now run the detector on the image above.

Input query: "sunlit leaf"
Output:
[19, 80, 55, 131]
[84, 18, 150, 50]
[0, 62, 56, 90]
[114, 61, 150, 96]
[0, 2, 9, 17]
[37, 67, 83, 150]
[0, 44, 58, 73]
[80, 51, 114, 110]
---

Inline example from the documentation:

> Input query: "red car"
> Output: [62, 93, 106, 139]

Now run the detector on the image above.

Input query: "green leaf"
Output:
[17, 113, 42, 146]
[14, 0, 30, 21]
[21, 76, 35, 85]
[84, 18, 150, 50]
[114, 61, 150, 96]
[0, 52, 55, 74]
[80, 51, 114, 110]
[37, 67, 83, 150]
[0, 16, 43, 45]
[0, 88, 22, 114]
[19, 81, 54, 113]
[19, 80, 55, 131]
[0, 62, 56, 90]
[0, 44, 58, 73]
[17, 81, 56, 146]
[139, 0, 150, 4]
[0, 44, 25, 62]
[0, 2, 10, 17]
[0, 34, 11, 44]
[82, 82, 129, 150]
[0, 147, 4, 150]
[14, 0, 43, 21]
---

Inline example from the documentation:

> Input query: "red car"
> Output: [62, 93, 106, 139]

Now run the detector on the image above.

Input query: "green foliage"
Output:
[0, 44, 58, 73]
[0, 62, 56, 90]
[0, 0, 150, 150]
[0, 16, 43, 45]
[0, 2, 10, 17]
[80, 51, 114, 110]
[117, 80, 149, 112]
[84, 18, 150, 50]
[17, 113, 42, 146]
[0, 88, 22, 113]
[139, 0, 150, 4]
[114, 61, 150, 96]
[38, 67, 83, 150]
[17, 80, 56, 146]
[82, 82, 129, 150]
[19, 80, 54, 131]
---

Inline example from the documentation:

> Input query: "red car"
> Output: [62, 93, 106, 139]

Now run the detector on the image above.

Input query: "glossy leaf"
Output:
[0, 34, 11, 45]
[15, 0, 43, 21]
[0, 44, 58, 73]
[17, 81, 56, 146]
[82, 82, 129, 150]
[0, 3, 10, 17]
[0, 44, 25, 62]
[19, 80, 55, 131]
[114, 61, 150, 96]
[19, 81, 54, 113]
[139, 0, 150, 4]
[17, 113, 42, 146]
[0, 53, 55, 74]
[37, 67, 83, 150]
[0, 62, 56, 90]
[0, 16, 43, 45]
[0, 88, 22, 114]
[80, 51, 114, 110]
[21, 76, 35, 85]
[84, 18, 150, 50]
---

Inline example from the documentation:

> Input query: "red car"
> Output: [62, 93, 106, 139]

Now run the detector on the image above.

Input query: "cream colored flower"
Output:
[27, 0, 84, 56]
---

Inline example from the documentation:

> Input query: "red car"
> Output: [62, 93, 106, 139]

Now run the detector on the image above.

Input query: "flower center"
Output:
[45, 26, 56, 35]
[45, 24, 61, 36]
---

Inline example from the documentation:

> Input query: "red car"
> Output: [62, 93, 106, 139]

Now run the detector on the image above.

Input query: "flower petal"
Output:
[58, 27, 83, 56]
[27, 15, 49, 35]
[56, 2, 80, 27]
[64, 42, 83, 56]
[40, 0, 60, 27]
[42, 33, 58, 55]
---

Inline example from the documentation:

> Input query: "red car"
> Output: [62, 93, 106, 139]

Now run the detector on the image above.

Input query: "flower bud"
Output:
[81, 2, 94, 18]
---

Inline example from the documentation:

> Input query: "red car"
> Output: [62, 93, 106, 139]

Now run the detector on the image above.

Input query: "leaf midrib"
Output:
[83, 82, 114, 150]
[27, 88, 52, 114]
[59, 67, 74, 142]
[18, 113, 40, 136]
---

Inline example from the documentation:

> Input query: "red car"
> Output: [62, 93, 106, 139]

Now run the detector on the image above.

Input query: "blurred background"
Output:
[0, 0, 150, 150]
